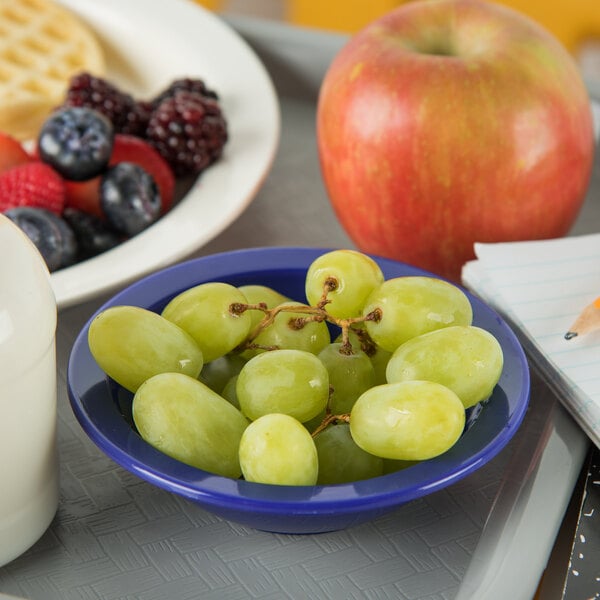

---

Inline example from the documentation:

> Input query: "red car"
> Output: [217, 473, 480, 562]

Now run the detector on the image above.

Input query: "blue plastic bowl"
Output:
[67, 247, 530, 534]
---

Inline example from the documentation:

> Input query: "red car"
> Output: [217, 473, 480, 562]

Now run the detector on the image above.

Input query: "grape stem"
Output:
[230, 279, 381, 355]
[316, 276, 337, 309]
[310, 413, 350, 438]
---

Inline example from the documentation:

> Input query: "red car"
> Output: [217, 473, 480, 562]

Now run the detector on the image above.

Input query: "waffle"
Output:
[0, 0, 105, 140]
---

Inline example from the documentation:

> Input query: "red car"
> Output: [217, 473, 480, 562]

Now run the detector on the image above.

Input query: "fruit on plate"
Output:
[64, 134, 176, 218]
[0, 162, 65, 214]
[316, 0, 595, 282]
[62, 208, 120, 260]
[100, 163, 161, 236]
[61, 72, 151, 138]
[0, 132, 32, 174]
[61, 72, 228, 177]
[0, 72, 227, 272]
[37, 107, 114, 181]
[4, 206, 76, 272]
[145, 90, 228, 176]
[109, 135, 176, 213]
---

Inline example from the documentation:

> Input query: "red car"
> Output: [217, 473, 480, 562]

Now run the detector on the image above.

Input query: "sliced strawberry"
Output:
[64, 136, 177, 219]
[0, 132, 32, 175]
[64, 176, 103, 218]
[0, 162, 65, 214]
[109, 134, 175, 212]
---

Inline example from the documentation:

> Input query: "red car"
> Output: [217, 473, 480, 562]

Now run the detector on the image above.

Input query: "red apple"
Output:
[316, 0, 595, 282]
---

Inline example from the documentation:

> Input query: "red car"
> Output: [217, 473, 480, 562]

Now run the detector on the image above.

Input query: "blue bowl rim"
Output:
[67, 246, 531, 517]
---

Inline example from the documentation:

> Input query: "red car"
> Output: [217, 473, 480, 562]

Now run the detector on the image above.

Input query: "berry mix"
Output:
[0, 73, 228, 272]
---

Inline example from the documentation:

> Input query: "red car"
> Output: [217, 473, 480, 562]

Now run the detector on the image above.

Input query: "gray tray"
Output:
[1, 14, 597, 600]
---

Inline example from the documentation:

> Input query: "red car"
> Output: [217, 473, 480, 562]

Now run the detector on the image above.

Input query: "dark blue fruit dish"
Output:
[67, 247, 530, 534]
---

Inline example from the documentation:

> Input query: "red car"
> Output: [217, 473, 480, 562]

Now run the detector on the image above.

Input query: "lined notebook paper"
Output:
[462, 234, 600, 449]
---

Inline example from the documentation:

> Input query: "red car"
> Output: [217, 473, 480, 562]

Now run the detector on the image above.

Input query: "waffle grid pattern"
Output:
[0, 0, 104, 140]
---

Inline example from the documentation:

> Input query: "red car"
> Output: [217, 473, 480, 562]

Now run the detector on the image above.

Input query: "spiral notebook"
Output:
[462, 233, 600, 449]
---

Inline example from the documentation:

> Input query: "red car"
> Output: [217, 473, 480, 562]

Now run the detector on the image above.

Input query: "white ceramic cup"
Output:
[0, 215, 59, 567]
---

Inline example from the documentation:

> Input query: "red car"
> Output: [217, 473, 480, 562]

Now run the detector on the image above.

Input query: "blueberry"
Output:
[5, 207, 77, 272]
[99, 162, 161, 236]
[38, 107, 114, 181]
[62, 207, 122, 259]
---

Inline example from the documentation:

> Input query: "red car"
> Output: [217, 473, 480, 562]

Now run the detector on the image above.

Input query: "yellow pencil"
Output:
[564, 296, 600, 340]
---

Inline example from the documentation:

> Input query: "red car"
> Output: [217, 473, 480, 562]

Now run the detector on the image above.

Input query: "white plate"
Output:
[51, 0, 280, 309]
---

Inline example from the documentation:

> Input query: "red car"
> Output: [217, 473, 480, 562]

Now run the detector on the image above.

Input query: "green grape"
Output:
[303, 409, 327, 434]
[237, 284, 290, 329]
[317, 342, 375, 414]
[221, 374, 240, 409]
[200, 353, 247, 394]
[314, 423, 383, 484]
[238, 413, 318, 485]
[132, 372, 248, 479]
[370, 345, 392, 386]
[335, 327, 391, 386]
[363, 276, 473, 352]
[350, 380, 466, 461]
[161, 282, 252, 362]
[386, 325, 504, 409]
[236, 349, 329, 422]
[305, 249, 385, 318]
[88, 305, 204, 393]
[335, 325, 375, 354]
[247, 301, 330, 356]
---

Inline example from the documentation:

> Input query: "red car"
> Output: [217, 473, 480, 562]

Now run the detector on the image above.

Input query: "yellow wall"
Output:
[288, 0, 600, 54]
[194, 0, 600, 54]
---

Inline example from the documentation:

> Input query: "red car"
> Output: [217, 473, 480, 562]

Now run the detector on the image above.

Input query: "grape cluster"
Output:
[88, 250, 504, 486]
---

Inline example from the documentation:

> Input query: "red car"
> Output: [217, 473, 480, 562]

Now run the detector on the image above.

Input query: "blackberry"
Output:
[61, 72, 150, 137]
[145, 91, 228, 176]
[121, 100, 153, 137]
[151, 77, 219, 108]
